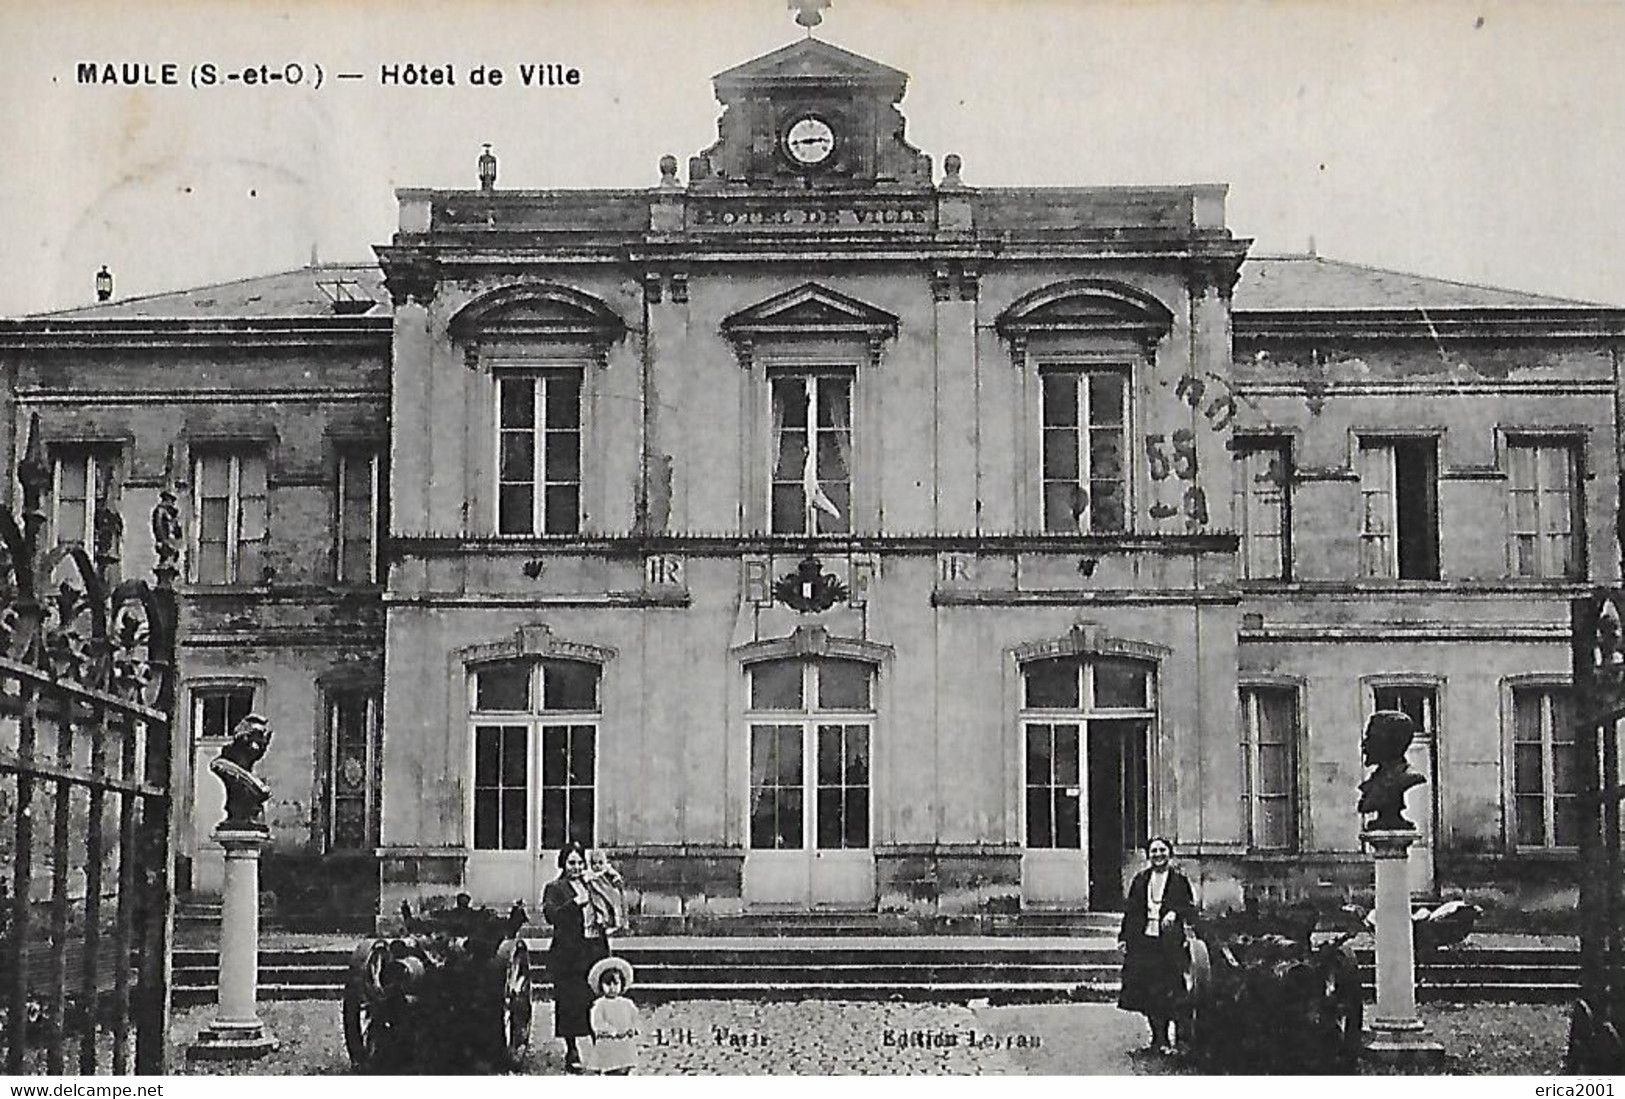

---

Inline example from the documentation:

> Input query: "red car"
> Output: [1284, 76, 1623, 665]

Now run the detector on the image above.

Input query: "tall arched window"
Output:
[468, 659, 600, 851]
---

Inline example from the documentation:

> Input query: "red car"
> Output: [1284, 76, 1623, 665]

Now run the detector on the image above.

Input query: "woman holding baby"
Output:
[541, 841, 625, 1073]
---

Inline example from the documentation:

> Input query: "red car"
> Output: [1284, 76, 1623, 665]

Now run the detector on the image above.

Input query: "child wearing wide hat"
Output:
[585, 956, 639, 1075]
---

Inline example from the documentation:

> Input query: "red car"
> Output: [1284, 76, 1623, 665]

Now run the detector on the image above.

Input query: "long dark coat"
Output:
[1117, 865, 1196, 1016]
[542, 876, 611, 1039]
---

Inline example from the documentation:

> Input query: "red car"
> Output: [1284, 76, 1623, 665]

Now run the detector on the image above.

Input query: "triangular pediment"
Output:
[714, 39, 908, 93]
[722, 283, 899, 335]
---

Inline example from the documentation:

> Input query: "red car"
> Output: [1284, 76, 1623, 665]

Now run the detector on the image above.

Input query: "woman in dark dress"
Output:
[1117, 836, 1197, 1054]
[542, 842, 611, 1073]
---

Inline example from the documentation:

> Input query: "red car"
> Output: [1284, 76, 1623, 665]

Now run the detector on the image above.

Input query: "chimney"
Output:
[95, 265, 113, 302]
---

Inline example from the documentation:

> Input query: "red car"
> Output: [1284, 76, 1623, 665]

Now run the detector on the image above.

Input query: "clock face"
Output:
[784, 116, 836, 166]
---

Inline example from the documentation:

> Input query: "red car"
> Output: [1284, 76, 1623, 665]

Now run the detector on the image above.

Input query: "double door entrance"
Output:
[1020, 655, 1156, 910]
[1022, 718, 1151, 910]
[742, 659, 875, 908]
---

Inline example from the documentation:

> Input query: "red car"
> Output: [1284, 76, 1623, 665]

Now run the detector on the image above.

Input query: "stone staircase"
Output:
[175, 899, 222, 940]
[174, 934, 1123, 1006]
[170, 927, 1581, 1007]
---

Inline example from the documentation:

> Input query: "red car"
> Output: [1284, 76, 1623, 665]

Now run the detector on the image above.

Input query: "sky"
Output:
[1, 0, 1622, 316]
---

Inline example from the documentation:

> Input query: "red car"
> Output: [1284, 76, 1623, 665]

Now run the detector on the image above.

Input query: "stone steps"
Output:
[170, 939, 1580, 1006]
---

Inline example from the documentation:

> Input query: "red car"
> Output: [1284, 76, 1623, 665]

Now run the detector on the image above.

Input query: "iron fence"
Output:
[1567, 586, 1625, 1072]
[0, 417, 179, 1074]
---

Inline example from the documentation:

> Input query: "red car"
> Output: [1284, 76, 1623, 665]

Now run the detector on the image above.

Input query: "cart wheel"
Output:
[343, 940, 393, 1072]
[494, 939, 533, 1069]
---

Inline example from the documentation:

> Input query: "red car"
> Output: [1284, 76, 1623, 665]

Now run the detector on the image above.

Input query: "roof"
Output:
[27, 263, 386, 320]
[14, 254, 1618, 325]
[1234, 254, 1615, 313]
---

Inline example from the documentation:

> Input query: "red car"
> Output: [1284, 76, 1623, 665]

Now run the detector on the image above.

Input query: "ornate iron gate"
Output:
[1567, 584, 1625, 1072]
[0, 419, 179, 1074]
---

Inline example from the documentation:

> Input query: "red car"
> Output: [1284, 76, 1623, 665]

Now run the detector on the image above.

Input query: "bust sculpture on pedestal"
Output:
[1357, 710, 1427, 831]
[189, 712, 279, 1060]
[1357, 708, 1444, 1065]
[209, 714, 273, 831]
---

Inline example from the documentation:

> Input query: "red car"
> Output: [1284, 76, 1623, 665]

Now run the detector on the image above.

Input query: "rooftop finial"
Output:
[790, 0, 831, 31]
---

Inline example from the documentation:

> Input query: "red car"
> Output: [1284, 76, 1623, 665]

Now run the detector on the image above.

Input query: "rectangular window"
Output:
[473, 724, 528, 850]
[1025, 722, 1082, 849]
[1359, 439, 1438, 579]
[1041, 369, 1127, 533]
[540, 723, 595, 849]
[497, 372, 581, 535]
[1234, 439, 1290, 580]
[749, 724, 805, 849]
[770, 372, 851, 536]
[192, 684, 255, 741]
[326, 691, 380, 851]
[1512, 686, 1580, 849]
[1240, 686, 1298, 851]
[50, 448, 118, 549]
[815, 723, 870, 849]
[1508, 441, 1581, 579]
[336, 450, 381, 583]
[192, 451, 268, 584]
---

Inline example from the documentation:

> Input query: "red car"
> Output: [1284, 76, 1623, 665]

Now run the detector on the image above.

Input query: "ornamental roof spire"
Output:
[790, 0, 831, 32]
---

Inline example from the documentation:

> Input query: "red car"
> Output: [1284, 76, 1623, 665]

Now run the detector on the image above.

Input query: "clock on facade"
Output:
[784, 115, 836, 166]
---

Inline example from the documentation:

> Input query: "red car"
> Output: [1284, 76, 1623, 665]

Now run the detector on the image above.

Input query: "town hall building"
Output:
[2, 32, 1620, 929]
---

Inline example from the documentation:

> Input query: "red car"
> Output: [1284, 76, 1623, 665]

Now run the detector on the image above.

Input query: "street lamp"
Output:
[478, 144, 497, 192]
[95, 265, 113, 302]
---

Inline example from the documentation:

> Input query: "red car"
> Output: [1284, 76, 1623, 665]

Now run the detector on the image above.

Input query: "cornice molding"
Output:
[731, 624, 893, 667]
[375, 247, 441, 307]
[1235, 310, 1625, 340]
[1009, 623, 1173, 664]
[16, 387, 387, 406]
[385, 591, 690, 609]
[452, 622, 617, 667]
[1239, 622, 1570, 642]
[387, 532, 1239, 556]
[933, 589, 1238, 607]
[0, 318, 390, 350]
[1234, 378, 1613, 397]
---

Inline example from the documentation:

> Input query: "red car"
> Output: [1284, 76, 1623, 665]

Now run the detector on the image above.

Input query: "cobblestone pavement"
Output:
[172, 998, 1150, 1075]
[531, 1000, 1150, 1076]
[171, 998, 1567, 1075]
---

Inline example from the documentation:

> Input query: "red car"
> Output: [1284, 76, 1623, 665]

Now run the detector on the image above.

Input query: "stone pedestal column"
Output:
[186, 828, 279, 1060]
[1361, 828, 1444, 1065]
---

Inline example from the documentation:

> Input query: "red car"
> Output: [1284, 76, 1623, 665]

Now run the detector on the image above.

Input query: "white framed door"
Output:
[1021, 721, 1088, 907]
[742, 659, 876, 909]
[743, 720, 874, 907]
[1019, 656, 1156, 910]
[466, 661, 601, 908]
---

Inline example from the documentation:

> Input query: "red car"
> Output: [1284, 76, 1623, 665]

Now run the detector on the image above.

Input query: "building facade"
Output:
[2, 37, 1620, 928]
